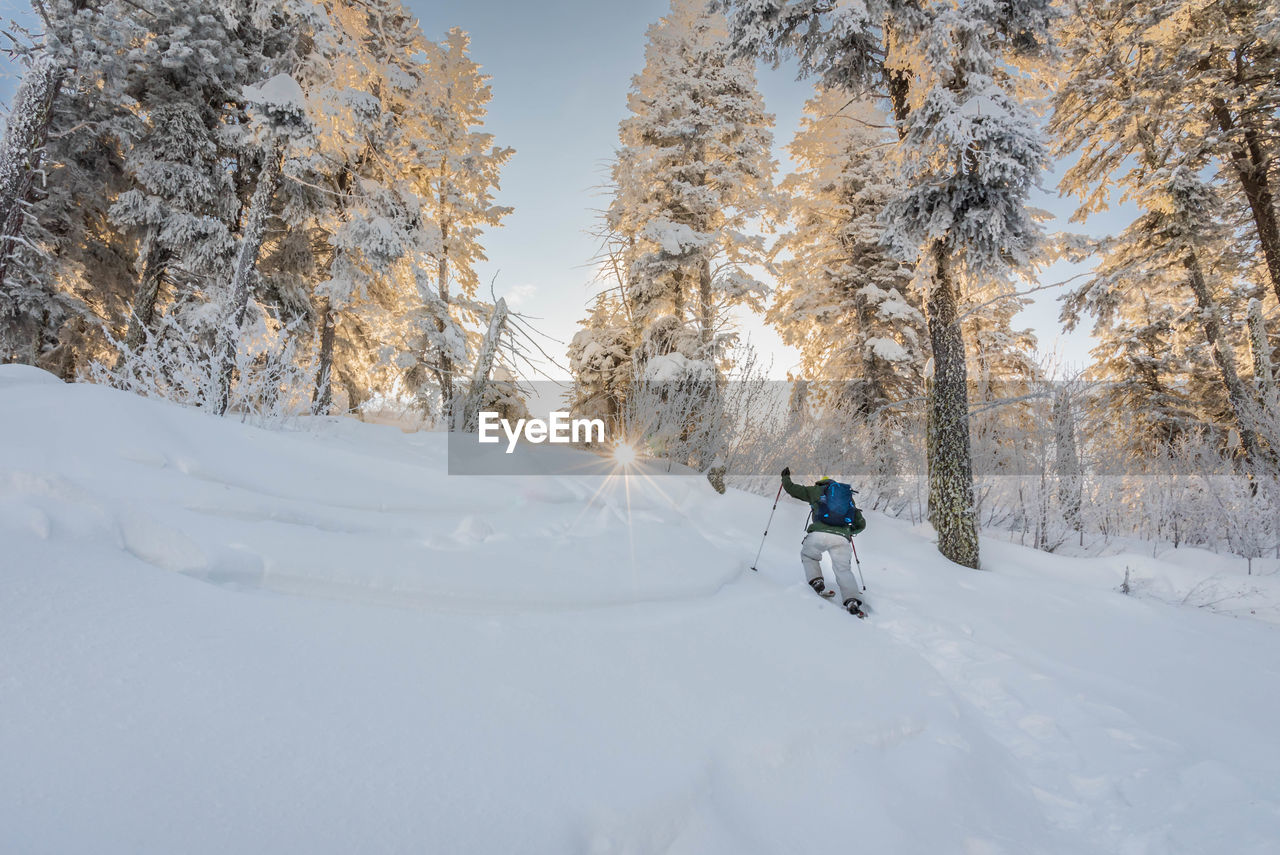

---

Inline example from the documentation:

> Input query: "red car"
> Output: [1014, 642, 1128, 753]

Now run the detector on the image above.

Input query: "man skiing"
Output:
[781, 468, 867, 615]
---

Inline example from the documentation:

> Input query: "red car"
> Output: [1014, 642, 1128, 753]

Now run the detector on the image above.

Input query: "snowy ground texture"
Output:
[3, 364, 1280, 855]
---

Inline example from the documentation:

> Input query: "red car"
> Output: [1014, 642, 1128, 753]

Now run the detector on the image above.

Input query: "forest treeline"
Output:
[568, 0, 1280, 566]
[1, 0, 524, 424]
[2, 0, 1278, 565]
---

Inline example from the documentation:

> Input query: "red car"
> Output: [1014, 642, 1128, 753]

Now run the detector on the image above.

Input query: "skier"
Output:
[781, 467, 866, 615]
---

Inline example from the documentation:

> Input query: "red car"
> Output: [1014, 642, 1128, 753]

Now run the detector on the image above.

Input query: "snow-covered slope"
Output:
[3, 365, 1279, 855]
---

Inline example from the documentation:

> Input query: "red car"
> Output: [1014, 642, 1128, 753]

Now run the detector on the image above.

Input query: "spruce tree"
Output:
[410, 27, 513, 425]
[1053, 0, 1275, 468]
[772, 89, 924, 414]
[608, 0, 775, 370]
[0, 0, 140, 365]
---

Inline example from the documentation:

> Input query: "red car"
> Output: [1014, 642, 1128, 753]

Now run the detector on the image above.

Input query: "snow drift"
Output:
[2, 365, 1279, 854]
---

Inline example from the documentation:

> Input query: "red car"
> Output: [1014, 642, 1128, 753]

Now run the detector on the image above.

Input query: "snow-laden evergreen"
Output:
[772, 90, 924, 413]
[1053, 0, 1279, 473]
[1056, 0, 1280, 306]
[408, 27, 513, 422]
[605, 0, 775, 368]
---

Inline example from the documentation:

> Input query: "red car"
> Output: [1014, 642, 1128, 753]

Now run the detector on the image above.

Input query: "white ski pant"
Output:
[801, 531, 859, 603]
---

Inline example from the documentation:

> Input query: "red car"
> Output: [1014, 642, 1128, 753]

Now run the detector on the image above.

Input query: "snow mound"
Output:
[2, 378, 1279, 854]
[0, 363, 63, 388]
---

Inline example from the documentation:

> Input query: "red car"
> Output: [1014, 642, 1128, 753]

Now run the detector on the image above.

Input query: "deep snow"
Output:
[2, 364, 1279, 854]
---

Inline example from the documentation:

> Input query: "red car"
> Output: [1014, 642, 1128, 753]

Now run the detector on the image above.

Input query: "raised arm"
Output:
[780, 467, 811, 501]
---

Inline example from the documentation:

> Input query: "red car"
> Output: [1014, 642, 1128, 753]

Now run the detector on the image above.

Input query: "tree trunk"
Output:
[121, 241, 171, 351]
[0, 54, 65, 292]
[461, 297, 508, 431]
[434, 215, 454, 425]
[312, 294, 336, 414]
[338, 366, 365, 415]
[214, 140, 284, 416]
[1210, 99, 1280, 305]
[884, 29, 911, 139]
[926, 242, 980, 569]
[697, 254, 713, 353]
[1247, 298, 1275, 399]
[1053, 385, 1083, 533]
[1183, 252, 1271, 466]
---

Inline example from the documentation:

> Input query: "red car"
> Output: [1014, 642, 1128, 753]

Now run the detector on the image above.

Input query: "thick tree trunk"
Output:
[461, 297, 508, 431]
[312, 294, 336, 414]
[1210, 99, 1280, 305]
[214, 140, 284, 416]
[926, 242, 980, 569]
[884, 28, 911, 139]
[1183, 252, 1271, 466]
[0, 55, 65, 292]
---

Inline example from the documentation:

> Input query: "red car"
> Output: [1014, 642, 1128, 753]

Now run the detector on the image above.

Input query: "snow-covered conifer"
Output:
[214, 72, 311, 416]
[108, 0, 258, 352]
[568, 292, 635, 426]
[1053, 4, 1274, 468]
[407, 28, 513, 423]
[0, 0, 142, 366]
[772, 89, 923, 414]
[608, 0, 776, 369]
[1132, 0, 1280, 305]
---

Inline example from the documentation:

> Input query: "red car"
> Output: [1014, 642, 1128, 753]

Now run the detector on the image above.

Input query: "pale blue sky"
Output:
[2, 0, 1105, 378]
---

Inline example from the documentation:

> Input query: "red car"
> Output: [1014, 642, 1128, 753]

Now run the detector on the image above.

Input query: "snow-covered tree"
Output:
[772, 90, 924, 414]
[407, 27, 513, 424]
[213, 72, 312, 416]
[1, 0, 521, 424]
[608, 0, 776, 369]
[1053, 1, 1275, 470]
[0, 0, 100, 296]
[568, 291, 635, 427]
[1248, 298, 1276, 402]
[0, 0, 143, 367]
[282, 0, 447, 415]
[1134, 0, 1280, 306]
[108, 0, 261, 353]
[722, 0, 1055, 569]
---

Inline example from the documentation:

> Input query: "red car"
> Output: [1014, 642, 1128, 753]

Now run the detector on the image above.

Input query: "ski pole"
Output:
[851, 538, 866, 591]
[750, 483, 784, 571]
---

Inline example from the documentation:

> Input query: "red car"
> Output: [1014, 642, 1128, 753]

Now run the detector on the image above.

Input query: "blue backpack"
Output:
[816, 480, 858, 527]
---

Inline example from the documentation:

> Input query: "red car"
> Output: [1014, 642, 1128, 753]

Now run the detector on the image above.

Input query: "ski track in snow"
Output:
[2, 365, 1280, 855]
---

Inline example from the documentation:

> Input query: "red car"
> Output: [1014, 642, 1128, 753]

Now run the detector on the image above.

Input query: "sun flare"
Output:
[612, 441, 638, 468]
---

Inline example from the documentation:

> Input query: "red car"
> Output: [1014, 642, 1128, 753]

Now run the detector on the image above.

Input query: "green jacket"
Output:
[782, 473, 867, 538]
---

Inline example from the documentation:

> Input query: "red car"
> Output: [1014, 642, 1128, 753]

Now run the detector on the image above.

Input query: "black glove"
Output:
[781, 467, 790, 478]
